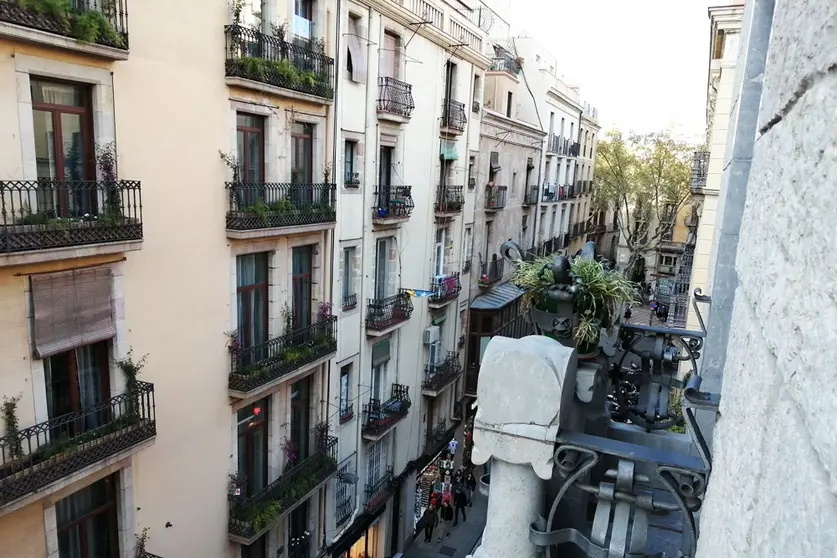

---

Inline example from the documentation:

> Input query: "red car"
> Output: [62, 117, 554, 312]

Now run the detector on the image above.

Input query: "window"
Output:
[444, 60, 457, 101]
[374, 238, 389, 299]
[291, 122, 313, 184]
[237, 399, 268, 496]
[472, 74, 481, 104]
[522, 215, 529, 239]
[290, 375, 311, 461]
[241, 536, 267, 558]
[550, 209, 557, 236]
[661, 255, 678, 267]
[292, 245, 314, 329]
[484, 221, 493, 257]
[236, 113, 265, 183]
[56, 476, 118, 558]
[428, 323, 443, 365]
[506, 91, 513, 118]
[340, 365, 351, 415]
[464, 226, 473, 264]
[434, 228, 447, 276]
[378, 145, 393, 187]
[294, 0, 314, 43]
[342, 246, 356, 307]
[560, 117, 565, 139]
[380, 32, 400, 79]
[344, 140, 357, 184]
[367, 437, 386, 485]
[237, 253, 269, 351]
[346, 14, 366, 83]
[511, 171, 517, 194]
[45, 341, 110, 435]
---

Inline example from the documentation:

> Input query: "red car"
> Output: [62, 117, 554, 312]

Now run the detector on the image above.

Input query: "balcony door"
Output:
[367, 438, 386, 487]
[236, 113, 265, 206]
[237, 253, 269, 354]
[237, 399, 268, 496]
[56, 476, 118, 558]
[434, 228, 446, 276]
[290, 376, 311, 463]
[292, 245, 313, 330]
[374, 239, 388, 300]
[288, 501, 309, 557]
[45, 341, 111, 436]
[380, 33, 398, 79]
[378, 146, 393, 210]
[293, 0, 314, 44]
[291, 122, 314, 206]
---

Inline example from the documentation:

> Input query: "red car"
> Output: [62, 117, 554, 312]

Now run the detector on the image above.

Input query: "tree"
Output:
[593, 130, 693, 275]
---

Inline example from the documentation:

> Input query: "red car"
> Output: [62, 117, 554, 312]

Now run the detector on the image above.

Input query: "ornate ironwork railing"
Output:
[335, 453, 357, 526]
[228, 316, 337, 395]
[342, 293, 357, 311]
[523, 186, 539, 206]
[489, 52, 520, 75]
[137, 552, 163, 558]
[361, 384, 411, 437]
[479, 258, 504, 287]
[287, 535, 311, 558]
[339, 403, 354, 424]
[485, 185, 507, 210]
[228, 433, 338, 543]
[225, 182, 336, 231]
[0, 180, 143, 254]
[377, 77, 415, 118]
[423, 420, 453, 456]
[365, 291, 413, 332]
[0, 382, 156, 507]
[568, 141, 581, 157]
[547, 135, 560, 153]
[429, 272, 461, 305]
[691, 150, 710, 190]
[372, 185, 414, 222]
[423, 352, 462, 393]
[441, 99, 467, 131]
[224, 25, 335, 99]
[364, 466, 394, 513]
[435, 185, 464, 213]
[0, 0, 129, 49]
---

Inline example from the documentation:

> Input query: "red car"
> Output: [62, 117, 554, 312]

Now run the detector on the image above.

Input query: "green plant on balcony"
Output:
[17, 0, 124, 47]
[2, 395, 23, 460]
[115, 348, 148, 418]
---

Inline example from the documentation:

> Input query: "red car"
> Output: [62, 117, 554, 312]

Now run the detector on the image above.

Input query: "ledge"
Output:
[226, 221, 335, 240]
[377, 110, 411, 124]
[0, 21, 129, 60]
[0, 239, 142, 268]
[225, 77, 334, 106]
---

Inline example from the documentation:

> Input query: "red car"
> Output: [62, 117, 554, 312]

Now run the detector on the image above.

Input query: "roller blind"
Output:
[31, 267, 115, 358]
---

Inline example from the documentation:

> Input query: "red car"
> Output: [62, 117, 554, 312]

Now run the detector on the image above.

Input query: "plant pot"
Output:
[575, 335, 600, 360]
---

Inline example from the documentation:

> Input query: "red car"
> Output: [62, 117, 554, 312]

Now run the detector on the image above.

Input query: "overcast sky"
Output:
[503, 0, 718, 141]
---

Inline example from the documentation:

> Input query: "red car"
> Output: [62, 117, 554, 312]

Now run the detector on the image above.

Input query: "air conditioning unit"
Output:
[423, 325, 441, 345]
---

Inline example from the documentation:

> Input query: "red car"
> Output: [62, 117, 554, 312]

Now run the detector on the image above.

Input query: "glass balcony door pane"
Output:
[291, 375, 311, 461]
[237, 399, 268, 495]
[292, 245, 313, 329]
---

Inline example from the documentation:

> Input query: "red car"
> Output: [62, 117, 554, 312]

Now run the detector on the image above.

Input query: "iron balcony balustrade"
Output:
[365, 290, 413, 334]
[0, 381, 156, 509]
[434, 185, 464, 215]
[441, 99, 467, 132]
[342, 293, 357, 311]
[377, 77, 415, 119]
[428, 272, 461, 308]
[0, 180, 143, 257]
[523, 186, 539, 206]
[423, 420, 456, 457]
[287, 536, 312, 558]
[137, 552, 163, 558]
[422, 352, 462, 395]
[691, 150, 710, 191]
[547, 135, 561, 153]
[224, 25, 335, 100]
[489, 51, 520, 76]
[335, 452, 357, 527]
[0, 0, 129, 51]
[569, 141, 581, 157]
[372, 185, 414, 225]
[228, 432, 338, 544]
[339, 403, 354, 425]
[228, 315, 337, 398]
[478, 258, 504, 287]
[362, 384, 411, 441]
[344, 171, 360, 188]
[225, 182, 336, 235]
[484, 185, 507, 211]
[364, 466, 394, 514]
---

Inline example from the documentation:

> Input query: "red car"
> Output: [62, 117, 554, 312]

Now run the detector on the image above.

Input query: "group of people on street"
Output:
[421, 467, 478, 543]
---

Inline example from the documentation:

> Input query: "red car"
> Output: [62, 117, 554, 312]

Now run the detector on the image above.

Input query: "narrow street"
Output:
[401, 485, 488, 558]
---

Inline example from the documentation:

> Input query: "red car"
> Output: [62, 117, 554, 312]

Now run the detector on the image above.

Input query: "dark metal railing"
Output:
[485, 185, 507, 210]
[362, 384, 411, 437]
[0, 381, 156, 507]
[0, 180, 143, 254]
[335, 452, 356, 526]
[377, 77, 415, 118]
[569, 141, 581, 157]
[287, 537, 311, 558]
[224, 25, 335, 99]
[423, 420, 455, 456]
[423, 352, 462, 393]
[228, 316, 337, 394]
[435, 185, 464, 213]
[339, 403, 354, 424]
[137, 552, 163, 558]
[372, 185, 414, 222]
[228, 434, 338, 542]
[225, 182, 336, 231]
[344, 172, 360, 188]
[364, 466, 394, 513]
[691, 150, 710, 189]
[489, 52, 520, 75]
[441, 99, 467, 131]
[429, 272, 461, 304]
[479, 258, 504, 286]
[342, 293, 357, 311]
[0, 0, 129, 49]
[365, 290, 413, 331]
[523, 186, 539, 206]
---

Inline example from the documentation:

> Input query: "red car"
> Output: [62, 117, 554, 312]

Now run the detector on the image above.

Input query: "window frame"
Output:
[236, 112, 265, 183]
[237, 398, 269, 497]
[56, 475, 119, 558]
[236, 252, 270, 351]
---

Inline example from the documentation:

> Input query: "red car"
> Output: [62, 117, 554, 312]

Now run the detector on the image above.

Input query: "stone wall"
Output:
[696, 0, 837, 554]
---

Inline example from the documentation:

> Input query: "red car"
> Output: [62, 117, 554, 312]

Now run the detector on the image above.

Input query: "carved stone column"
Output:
[468, 335, 576, 558]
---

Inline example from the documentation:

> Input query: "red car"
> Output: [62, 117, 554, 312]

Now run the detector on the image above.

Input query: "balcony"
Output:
[365, 290, 413, 335]
[547, 135, 560, 154]
[225, 182, 336, 239]
[441, 99, 467, 133]
[0, 0, 128, 57]
[364, 466, 394, 514]
[342, 293, 357, 311]
[361, 384, 411, 441]
[691, 150, 710, 192]
[422, 352, 462, 396]
[377, 77, 415, 121]
[372, 185, 414, 226]
[423, 420, 456, 457]
[479, 258, 504, 287]
[339, 403, 354, 425]
[228, 316, 337, 399]
[0, 382, 156, 510]
[428, 272, 461, 308]
[434, 186, 464, 217]
[569, 141, 581, 157]
[488, 51, 520, 76]
[523, 186, 539, 206]
[0, 180, 143, 266]
[484, 185, 507, 211]
[224, 25, 335, 101]
[228, 433, 338, 544]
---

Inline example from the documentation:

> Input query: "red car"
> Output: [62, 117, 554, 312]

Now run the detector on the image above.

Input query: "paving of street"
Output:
[401, 485, 487, 558]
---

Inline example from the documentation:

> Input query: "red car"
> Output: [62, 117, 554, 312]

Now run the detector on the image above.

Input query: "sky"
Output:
[500, 0, 718, 142]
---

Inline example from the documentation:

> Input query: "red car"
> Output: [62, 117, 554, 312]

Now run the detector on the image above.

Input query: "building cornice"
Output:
[708, 5, 745, 30]
[482, 108, 547, 138]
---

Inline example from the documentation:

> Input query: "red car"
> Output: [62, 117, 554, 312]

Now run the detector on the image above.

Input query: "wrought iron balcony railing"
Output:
[479, 258, 504, 287]
[224, 25, 335, 100]
[228, 316, 337, 397]
[441, 99, 467, 132]
[422, 352, 462, 394]
[0, 381, 156, 507]
[435, 185, 464, 214]
[429, 272, 461, 306]
[344, 172, 360, 188]
[287, 535, 311, 558]
[362, 384, 411, 438]
[423, 420, 456, 457]
[569, 141, 581, 157]
[523, 186, 539, 206]
[365, 290, 413, 332]
[137, 552, 163, 558]
[228, 433, 338, 544]
[547, 135, 561, 153]
[0, 180, 143, 255]
[377, 77, 415, 118]
[691, 150, 710, 190]
[225, 182, 336, 231]
[489, 52, 520, 76]
[339, 403, 354, 425]
[364, 466, 394, 513]
[485, 185, 507, 211]
[0, 0, 129, 49]
[372, 185, 414, 223]
[342, 293, 357, 311]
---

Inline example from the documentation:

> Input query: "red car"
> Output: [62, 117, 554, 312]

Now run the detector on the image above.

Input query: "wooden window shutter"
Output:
[31, 267, 115, 358]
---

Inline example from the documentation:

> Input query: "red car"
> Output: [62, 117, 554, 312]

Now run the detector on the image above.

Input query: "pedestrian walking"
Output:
[438, 500, 454, 540]
[453, 485, 467, 525]
[422, 505, 438, 543]
[465, 470, 477, 507]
